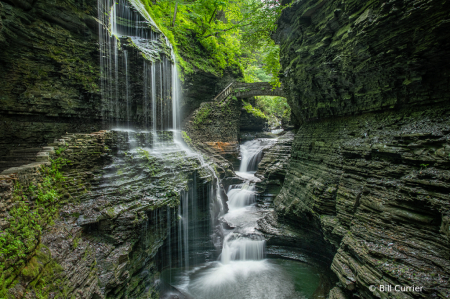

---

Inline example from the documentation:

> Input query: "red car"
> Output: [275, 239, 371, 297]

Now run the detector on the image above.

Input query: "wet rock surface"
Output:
[255, 131, 295, 203]
[275, 0, 450, 127]
[273, 106, 450, 297]
[240, 109, 268, 132]
[274, 0, 450, 297]
[0, 0, 103, 166]
[1, 130, 219, 298]
[184, 96, 242, 161]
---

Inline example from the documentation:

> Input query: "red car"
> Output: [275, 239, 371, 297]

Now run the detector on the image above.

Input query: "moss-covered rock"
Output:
[275, 0, 450, 126]
[274, 0, 450, 297]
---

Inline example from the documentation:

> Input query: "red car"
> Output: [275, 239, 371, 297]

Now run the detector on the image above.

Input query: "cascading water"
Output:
[98, 0, 174, 129]
[97, 0, 225, 290]
[219, 141, 267, 265]
[98, 1, 327, 298]
[160, 137, 328, 298]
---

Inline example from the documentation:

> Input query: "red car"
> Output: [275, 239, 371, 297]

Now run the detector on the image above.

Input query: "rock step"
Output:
[8, 147, 43, 154]
[0, 160, 34, 168]
[0, 155, 38, 161]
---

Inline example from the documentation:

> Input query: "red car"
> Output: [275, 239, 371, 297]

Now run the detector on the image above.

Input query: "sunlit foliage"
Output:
[141, 0, 285, 84]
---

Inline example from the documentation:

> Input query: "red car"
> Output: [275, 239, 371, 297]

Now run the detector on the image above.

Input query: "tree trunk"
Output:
[172, 3, 178, 27]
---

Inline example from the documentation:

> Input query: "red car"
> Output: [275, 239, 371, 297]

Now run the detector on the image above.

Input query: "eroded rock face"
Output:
[1, 130, 219, 298]
[275, 105, 450, 297]
[255, 131, 295, 199]
[0, 0, 102, 167]
[240, 109, 267, 132]
[275, 0, 450, 127]
[275, 0, 450, 297]
[184, 97, 242, 163]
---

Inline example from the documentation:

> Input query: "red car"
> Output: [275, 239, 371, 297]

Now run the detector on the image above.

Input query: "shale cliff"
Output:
[0, 0, 104, 168]
[0, 0, 234, 172]
[270, 0, 450, 298]
[1, 130, 219, 298]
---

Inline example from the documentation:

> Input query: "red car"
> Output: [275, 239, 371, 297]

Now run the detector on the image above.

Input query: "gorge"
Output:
[0, 0, 449, 299]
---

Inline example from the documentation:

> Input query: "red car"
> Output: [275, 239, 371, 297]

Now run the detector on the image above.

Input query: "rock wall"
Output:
[0, 0, 102, 168]
[184, 97, 242, 161]
[276, 0, 450, 126]
[275, 0, 450, 297]
[240, 108, 268, 132]
[0, 130, 217, 298]
[255, 131, 295, 201]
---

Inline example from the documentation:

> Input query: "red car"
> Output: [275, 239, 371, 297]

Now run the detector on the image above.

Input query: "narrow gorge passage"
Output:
[160, 138, 326, 299]
[1, 0, 449, 298]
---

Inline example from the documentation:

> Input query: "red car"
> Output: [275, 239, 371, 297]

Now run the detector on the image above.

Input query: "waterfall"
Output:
[182, 191, 189, 270]
[98, 0, 174, 129]
[221, 234, 266, 264]
[124, 50, 129, 126]
[239, 139, 266, 172]
[219, 142, 266, 264]
[227, 183, 256, 210]
[98, 1, 227, 293]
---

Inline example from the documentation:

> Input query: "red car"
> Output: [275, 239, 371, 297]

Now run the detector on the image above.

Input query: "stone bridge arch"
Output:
[213, 82, 285, 102]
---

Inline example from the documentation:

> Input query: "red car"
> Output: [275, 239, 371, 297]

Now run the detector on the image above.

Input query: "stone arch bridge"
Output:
[213, 82, 285, 102]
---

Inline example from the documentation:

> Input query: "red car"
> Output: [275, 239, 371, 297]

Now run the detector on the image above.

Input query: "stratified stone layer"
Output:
[0, 0, 102, 166]
[1, 130, 217, 299]
[276, 0, 450, 126]
[275, 0, 450, 297]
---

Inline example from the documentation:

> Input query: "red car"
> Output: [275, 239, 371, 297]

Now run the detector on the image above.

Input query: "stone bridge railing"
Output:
[213, 82, 285, 103]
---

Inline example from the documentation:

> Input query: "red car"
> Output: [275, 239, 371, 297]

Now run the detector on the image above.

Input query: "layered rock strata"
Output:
[184, 97, 242, 161]
[274, 0, 450, 297]
[255, 131, 295, 203]
[275, 0, 450, 126]
[0, 0, 102, 167]
[1, 130, 218, 298]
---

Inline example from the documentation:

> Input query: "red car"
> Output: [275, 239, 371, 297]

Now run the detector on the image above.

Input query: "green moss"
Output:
[181, 131, 192, 144]
[0, 149, 69, 297]
[242, 100, 268, 120]
[193, 105, 212, 127]
[136, 148, 162, 176]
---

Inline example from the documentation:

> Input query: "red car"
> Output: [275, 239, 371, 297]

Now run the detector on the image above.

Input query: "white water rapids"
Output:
[161, 140, 320, 299]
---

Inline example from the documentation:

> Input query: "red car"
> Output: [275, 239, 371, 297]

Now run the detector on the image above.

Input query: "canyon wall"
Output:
[0, 0, 102, 168]
[1, 130, 217, 298]
[0, 0, 234, 171]
[273, 0, 450, 297]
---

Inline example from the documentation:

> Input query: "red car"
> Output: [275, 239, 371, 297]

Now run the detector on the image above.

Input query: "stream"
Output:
[98, 2, 330, 297]
[160, 139, 327, 299]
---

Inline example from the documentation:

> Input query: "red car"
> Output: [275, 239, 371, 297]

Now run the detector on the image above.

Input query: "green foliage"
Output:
[256, 96, 290, 118]
[254, 96, 290, 126]
[140, 0, 286, 79]
[0, 151, 69, 298]
[73, 237, 80, 249]
[54, 146, 66, 156]
[193, 105, 211, 127]
[242, 100, 268, 120]
[182, 131, 192, 144]
[242, 42, 281, 87]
